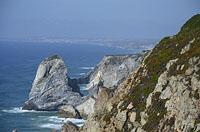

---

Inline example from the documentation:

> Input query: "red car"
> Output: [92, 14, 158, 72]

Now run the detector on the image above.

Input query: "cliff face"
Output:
[88, 53, 146, 89]
[85, 53, 146, 97]
[82, 14, 200, 132]
[23, 55, 83, 111]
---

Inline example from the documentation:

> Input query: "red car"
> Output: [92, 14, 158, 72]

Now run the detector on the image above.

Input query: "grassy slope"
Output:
[98, 14, 200, 131]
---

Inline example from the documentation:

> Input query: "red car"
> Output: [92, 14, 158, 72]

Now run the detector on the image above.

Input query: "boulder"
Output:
[61, 121, 79, 132]
[58, 105, 81, 119]
[76, 97, 96, 119]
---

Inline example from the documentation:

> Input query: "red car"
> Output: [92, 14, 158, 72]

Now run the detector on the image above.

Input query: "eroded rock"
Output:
[81, 14, 200, 132]
[62, 121, 79, 132]
[23, 55, 83, 111]
[76, 97, 96, 119]
[58, 105, 81, 118]
[84, 52, 147, 96]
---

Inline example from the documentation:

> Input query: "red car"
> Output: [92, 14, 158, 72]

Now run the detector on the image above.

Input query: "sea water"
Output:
[0, 41, 140, 132]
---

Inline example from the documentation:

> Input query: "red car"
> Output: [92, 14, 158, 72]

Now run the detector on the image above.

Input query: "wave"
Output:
[2, 108, 85, 130]
[40, 123, 62, 129]
[48, 116, 85, 126]
[39, 116, 85, 129]
[79, 84, 87, 90]
[80, 67, 94, 70]
[76, 73, 85, 76]
[1, 107, 41, 114]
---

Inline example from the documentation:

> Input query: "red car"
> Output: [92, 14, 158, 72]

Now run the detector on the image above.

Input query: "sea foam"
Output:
[75, 73, 86, 76]
[47, 116, 85, 126]
[40, 123, 62, 129]
[80, 67, 94, 70]
[1, 107, 38, 113]
[39, 116, 85, 129]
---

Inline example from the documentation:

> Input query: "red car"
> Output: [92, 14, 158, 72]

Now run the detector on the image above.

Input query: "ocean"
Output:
[0, 41, 141, 132]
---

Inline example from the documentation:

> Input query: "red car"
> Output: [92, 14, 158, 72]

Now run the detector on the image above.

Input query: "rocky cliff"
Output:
[23, 55, 83, 111]
[82, 14, 200, 132]
[82, 52, 147, 97]
[69, 53, 146, 118]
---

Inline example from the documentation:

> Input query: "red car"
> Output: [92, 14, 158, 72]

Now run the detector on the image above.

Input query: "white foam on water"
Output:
[80, 67, 94, 70]
[66, 118, 85, 127]
[39, 116, 85, 130]
[2, 108, 85, 130]
[40, 123, 62, 129]
[78, 73, 85, 76]
[47, 116, 65, 123]
[48, 116, 85, 126]
[1, 107, 39, 113]
[79, 85, 87, 90]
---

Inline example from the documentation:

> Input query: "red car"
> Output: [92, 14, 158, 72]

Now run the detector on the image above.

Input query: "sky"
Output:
[0, 0, 199, 39]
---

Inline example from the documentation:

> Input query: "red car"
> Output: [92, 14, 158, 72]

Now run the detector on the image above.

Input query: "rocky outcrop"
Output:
[23, 55, 83, 111]
[88, 53, 146, 88]
[62, 121, 79, 132]
[82, 52, 147, 97]
[58, 52, 147, 118]
[94, 87, 114, 112]
[58, 105, 81, 119]
[58, 96, 96, 119]
[82, 14, 200, 132]
[68, 53, 146, 118]
[76, 97, 96, 119]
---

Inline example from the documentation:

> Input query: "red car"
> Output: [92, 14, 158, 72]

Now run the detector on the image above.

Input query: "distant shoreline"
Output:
[0, 38, 157, 51]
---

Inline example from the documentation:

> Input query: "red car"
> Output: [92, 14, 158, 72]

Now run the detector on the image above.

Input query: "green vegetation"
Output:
[118, 14, 200, 129]
[180, 14, 200, 33]
[95, 104, 118, 124]
[165, 116, 175, 128]
[92, 14, 200, 131]
[143, 92, 168, 130]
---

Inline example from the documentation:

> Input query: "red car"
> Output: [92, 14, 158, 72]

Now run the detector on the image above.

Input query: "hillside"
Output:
[81, 14, 200, 132]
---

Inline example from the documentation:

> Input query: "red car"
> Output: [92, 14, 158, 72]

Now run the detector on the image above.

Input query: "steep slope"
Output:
[87, 53, 146, 89]
[82, 14, 200, 132]
[78, 52, 147, 98]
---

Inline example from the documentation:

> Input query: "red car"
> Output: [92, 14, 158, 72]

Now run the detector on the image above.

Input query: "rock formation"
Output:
[23, 55, 83, 111]
[59, 52, 147, 118]
[75, 97, 96, 119]
[81, 14, 200, 132]
[88, 53, 146, 88]
[81, 52, 147, 97]
[70, 53, 147, 118]
[62, 121, 79, 132]
[58, 105, 81, 119]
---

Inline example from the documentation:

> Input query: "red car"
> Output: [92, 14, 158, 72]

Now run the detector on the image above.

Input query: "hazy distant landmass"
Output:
[0, 37, 157, 51]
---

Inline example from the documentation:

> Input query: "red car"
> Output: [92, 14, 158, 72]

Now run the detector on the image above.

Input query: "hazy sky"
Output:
[0, 0, 199, 39]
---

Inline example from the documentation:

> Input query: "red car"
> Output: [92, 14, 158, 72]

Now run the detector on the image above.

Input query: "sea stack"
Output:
[23, 55, 82, 111]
